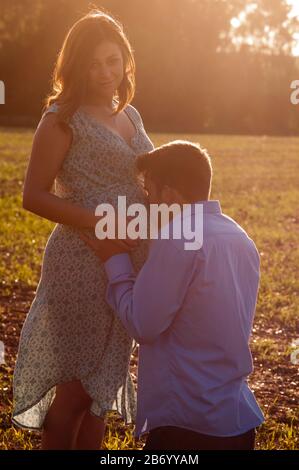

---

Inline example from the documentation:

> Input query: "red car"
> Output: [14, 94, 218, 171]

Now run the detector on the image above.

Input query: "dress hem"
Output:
[12, 379, 135, 432]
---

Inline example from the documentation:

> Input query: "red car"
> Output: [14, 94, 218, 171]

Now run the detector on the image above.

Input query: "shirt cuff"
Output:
[104, 253, 134, 281]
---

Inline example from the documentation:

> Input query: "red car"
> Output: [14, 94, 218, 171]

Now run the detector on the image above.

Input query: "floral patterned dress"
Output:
[12, 102, 154, 430]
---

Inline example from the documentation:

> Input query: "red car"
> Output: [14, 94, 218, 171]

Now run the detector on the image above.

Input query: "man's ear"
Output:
[162, 185, 187, 205]
[161, 185, 176, 204]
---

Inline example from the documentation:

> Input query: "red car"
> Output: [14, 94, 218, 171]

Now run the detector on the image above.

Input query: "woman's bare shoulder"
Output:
[38, 107, 72, 141]
[34, 110, 73, 153]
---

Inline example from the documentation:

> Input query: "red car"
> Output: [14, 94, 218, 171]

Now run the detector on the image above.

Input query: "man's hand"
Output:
[79, 232, 134, 262]
[95, 215, 141, 247]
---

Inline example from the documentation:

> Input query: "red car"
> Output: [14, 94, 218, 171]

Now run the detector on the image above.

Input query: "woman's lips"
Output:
[100, 80, 114, 86]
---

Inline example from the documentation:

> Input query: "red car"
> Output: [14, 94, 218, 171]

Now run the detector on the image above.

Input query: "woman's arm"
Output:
[23, 113, 98, 229]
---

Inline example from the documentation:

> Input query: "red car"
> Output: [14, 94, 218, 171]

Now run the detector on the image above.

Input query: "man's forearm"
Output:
[104, 253, 144, 342]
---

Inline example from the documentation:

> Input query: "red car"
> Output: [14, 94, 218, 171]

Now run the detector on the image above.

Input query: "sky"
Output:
[231, 0, 299, 56]
[288, 0, 299, 16]
[288, 0, 299, 56]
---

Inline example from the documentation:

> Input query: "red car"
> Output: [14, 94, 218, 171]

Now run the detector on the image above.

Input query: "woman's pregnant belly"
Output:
[39, 181, 149, 305]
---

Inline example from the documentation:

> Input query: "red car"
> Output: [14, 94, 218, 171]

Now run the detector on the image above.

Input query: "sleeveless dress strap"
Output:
[42, 102, 60, 118]
[126, 104, 145, 132]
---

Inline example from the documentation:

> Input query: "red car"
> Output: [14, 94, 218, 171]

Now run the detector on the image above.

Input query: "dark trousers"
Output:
[144, 426, 256, 450]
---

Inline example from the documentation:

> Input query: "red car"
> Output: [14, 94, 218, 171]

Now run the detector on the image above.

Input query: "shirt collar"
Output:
[172, 200, 222, 220]
[157, 200, 222, 238]
[193, 200, 222, 214]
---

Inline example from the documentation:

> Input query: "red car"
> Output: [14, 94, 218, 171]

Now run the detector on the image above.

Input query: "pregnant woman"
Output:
[12, 10, 154, 449]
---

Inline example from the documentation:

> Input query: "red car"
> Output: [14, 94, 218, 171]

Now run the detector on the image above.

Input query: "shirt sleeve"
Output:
[104, 240, 198, 344]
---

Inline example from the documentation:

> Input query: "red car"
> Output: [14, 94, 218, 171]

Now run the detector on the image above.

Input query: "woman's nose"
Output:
[94, 65, 111, 80]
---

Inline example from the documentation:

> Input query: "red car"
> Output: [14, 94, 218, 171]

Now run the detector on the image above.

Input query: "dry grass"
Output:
[0, 129, 298, 450]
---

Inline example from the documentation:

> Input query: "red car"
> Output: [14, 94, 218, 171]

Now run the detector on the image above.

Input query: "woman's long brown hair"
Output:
[44, 9, 136, 123]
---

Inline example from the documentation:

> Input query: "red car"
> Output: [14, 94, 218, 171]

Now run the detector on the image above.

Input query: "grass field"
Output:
[0, 128, 298, 450]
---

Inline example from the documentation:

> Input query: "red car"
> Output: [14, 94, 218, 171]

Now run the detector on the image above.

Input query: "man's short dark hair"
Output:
[135, 140, 213, 202]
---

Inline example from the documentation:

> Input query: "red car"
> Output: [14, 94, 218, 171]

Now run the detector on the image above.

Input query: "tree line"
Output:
[0, 0, 298, 135]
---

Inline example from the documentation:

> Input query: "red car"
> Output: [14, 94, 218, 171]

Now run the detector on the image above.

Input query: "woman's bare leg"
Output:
[41, 379, 92, 450]
[74, 410, 106, 450]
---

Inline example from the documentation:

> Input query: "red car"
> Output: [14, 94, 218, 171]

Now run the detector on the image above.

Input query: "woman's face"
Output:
[86, 40, 124, 100]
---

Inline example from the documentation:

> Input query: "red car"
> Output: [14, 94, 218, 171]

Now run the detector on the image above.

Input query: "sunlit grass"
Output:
[0, 127, 298, 450]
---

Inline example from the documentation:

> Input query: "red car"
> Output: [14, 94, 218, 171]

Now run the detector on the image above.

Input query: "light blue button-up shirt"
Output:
[104, 200, 264, 437]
